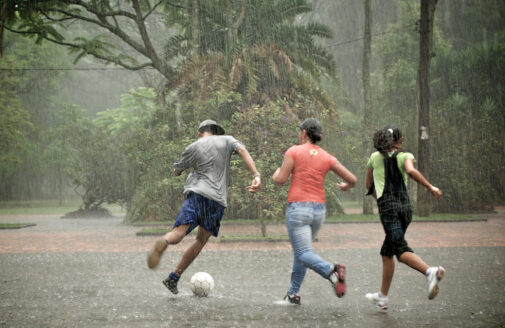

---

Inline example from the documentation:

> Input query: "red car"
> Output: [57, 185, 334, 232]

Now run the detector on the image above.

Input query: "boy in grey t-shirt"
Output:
[147, 120, 261, 294]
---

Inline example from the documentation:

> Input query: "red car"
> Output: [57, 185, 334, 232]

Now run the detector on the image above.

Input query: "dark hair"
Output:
[300, 118, 322, 144]
[373, 126, 403, 156]
[198, 124, 220, 135]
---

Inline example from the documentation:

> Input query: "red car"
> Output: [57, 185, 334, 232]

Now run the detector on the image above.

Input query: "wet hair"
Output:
[373, 126, 403, 156]
[198, 124, 220, 135]
[300, 118, 322, 144]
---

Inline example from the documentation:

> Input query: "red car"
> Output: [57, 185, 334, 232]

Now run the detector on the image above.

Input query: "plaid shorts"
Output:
[173, 192, 225, 237]
[377, 191, 414, 258]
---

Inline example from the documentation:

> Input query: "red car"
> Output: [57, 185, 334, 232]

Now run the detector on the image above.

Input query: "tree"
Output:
[362, 0, 373, 215]
[62, 104, 130, 213]
[4, 0, 341, 223]
[0, 0, 7, 55]
[0, 30, 77, 201]
[430, 40, 505, 211]
[416, 0, 437, 216]
[2, 0, 177, 80]
[0, 58, 32, 199]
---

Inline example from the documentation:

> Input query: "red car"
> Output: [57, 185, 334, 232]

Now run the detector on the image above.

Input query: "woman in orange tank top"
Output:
[272, 118, 357, 305]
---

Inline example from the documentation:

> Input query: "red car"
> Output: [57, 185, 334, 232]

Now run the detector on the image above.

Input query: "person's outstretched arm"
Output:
[404, 158, 442, 199]
[330, 159, 357, 191]
[236, 146, 261, 193]
[272, 153, 294, 185]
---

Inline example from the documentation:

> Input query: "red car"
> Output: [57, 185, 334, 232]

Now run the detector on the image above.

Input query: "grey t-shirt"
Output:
[173, 135, 243, 207]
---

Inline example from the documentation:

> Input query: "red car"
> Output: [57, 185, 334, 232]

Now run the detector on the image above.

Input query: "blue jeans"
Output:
[286, 202, 333, 294]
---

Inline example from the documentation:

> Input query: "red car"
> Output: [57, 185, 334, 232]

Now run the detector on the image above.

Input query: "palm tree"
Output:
[173, 0, 337, 111]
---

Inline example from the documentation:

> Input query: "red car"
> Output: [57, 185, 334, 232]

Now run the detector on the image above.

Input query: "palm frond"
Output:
[305, 22, 333, 39]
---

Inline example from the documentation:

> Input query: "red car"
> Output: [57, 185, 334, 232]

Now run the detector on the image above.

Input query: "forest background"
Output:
[1, 0, 504, 223]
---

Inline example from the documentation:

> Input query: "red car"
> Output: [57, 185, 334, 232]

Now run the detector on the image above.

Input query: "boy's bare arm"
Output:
[236, 146, 261, 193]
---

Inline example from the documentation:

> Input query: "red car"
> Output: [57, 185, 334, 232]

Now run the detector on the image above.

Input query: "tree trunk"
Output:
[224, 0, 247, 58]
[417, 0, 437, 216]
[191, 0, 200, 55]
[225, 0, 233, 55]
[362, 0, 373, 214]
[0, 0, 7, 56]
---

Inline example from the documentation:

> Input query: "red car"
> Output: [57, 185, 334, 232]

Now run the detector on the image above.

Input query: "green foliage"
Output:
[227, 100, 298, 221]
[0, 31, 75, 201]
[430, 41, 505, 211]
[58, 104, 129, 210]
[94, 87, 187, 222]
[0, 59, 32, 181]
[363, 0, 505, 213]
[125, 125, 187, 222]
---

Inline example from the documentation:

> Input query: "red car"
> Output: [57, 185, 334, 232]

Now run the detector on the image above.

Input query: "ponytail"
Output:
[373, 126, 403, 156]
[300, 118, 323, 144]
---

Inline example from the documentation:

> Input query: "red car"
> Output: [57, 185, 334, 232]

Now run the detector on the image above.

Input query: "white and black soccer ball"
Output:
[190, 272, 215, 297]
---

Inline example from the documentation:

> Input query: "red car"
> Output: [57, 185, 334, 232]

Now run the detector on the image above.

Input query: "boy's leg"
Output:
[164, 224, 190, 244]
[173, 226, 212, 276]
[147, 224, 189, 269]
[148, 194, 199, 270]
[162, 226, 212, 294]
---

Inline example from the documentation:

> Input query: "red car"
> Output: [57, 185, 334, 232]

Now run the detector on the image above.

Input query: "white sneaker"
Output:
[365, 292, 388, 310]
[427, 266, 445, 300]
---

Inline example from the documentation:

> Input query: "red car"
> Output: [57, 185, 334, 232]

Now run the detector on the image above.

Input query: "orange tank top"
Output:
[285, 143, 336, 203]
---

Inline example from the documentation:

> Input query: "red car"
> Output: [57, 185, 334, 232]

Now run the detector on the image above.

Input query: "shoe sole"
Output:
[335, 264, 346, 298]
[365, 294, 388, 310]
[283, 297, 301, 305]
[428, 266, 445, 300]
[375, 301, 388, 310]
[162, 279, 179, 294]
[147, 239, 166, 269]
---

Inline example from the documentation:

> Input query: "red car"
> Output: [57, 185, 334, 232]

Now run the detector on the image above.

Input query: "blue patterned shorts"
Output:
[173, 192, 225, 237]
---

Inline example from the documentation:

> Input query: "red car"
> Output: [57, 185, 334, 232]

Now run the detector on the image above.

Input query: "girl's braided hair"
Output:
[373, 126, 403, 156]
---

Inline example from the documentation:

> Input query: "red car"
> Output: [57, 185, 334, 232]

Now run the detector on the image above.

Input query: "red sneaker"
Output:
[331, 264, 346, 298]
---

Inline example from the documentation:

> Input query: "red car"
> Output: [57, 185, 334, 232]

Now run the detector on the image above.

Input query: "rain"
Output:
[0, 0, 504, 327]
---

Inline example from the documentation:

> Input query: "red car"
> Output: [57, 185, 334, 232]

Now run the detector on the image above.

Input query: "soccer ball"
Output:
[190, 272, 215, 297]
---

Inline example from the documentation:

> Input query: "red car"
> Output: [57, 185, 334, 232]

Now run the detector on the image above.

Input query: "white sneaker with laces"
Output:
[427, 265, 445, 300]
[365, 292, 388, 310]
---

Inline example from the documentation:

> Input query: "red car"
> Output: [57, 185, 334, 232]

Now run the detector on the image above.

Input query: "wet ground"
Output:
[1, 211, 504, 328]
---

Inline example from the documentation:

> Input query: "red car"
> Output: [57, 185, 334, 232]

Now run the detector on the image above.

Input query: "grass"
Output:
[133, 221, 173, 227]
[134, 213, 478, 228]
[0, 200, 125, 215]
[218, 234, 289, 242]
[135, 227, 289, 242]
[326, 213, 477, 222]
[0, 200, 481, 224]
[132, 218, 277, 227]
[136, 227, 172, 236]
[0, 223, 36, 229]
